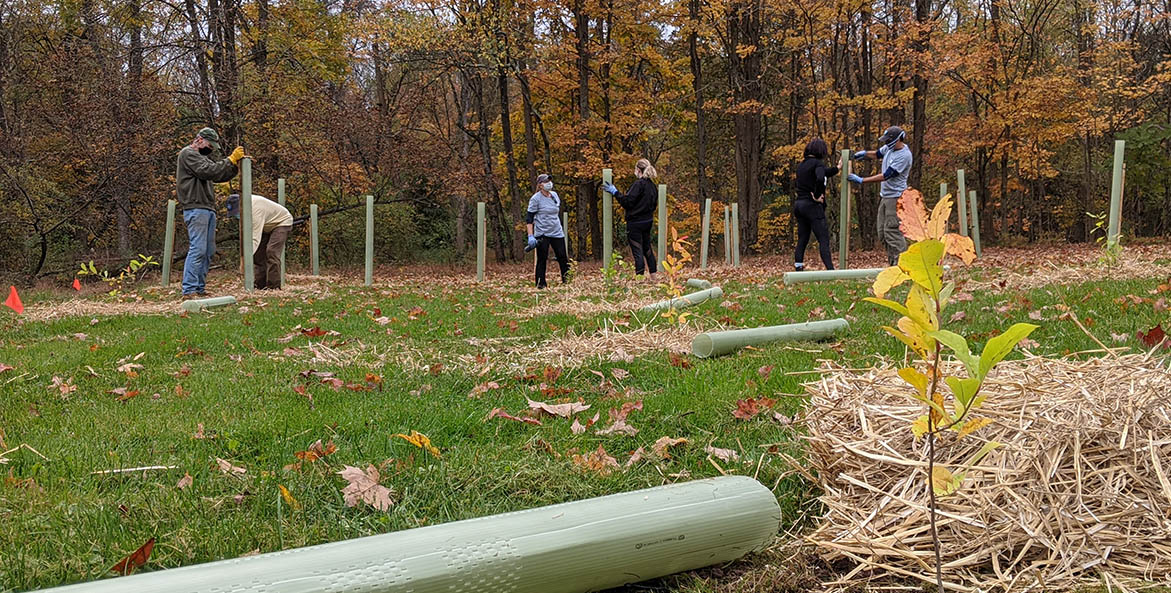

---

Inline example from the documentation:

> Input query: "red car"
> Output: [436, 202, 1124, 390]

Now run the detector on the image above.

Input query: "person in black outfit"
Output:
[793, 138, 839, 271]
[601, 158, 659, 279]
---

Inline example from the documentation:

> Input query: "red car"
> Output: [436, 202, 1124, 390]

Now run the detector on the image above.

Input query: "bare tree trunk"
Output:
[498, 66, 523, 259]
[909, 0, 930, 188]
[572, 0, 595, 258]
[183, 0, 214, 122]
[689, 0, 710, 205]
[727, 0, 765, 253]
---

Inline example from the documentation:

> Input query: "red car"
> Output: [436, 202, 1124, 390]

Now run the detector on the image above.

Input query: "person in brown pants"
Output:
[227, 193, 293, 290]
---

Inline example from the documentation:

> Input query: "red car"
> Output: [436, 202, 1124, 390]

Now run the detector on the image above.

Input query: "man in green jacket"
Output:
[176, 127, 244, 298]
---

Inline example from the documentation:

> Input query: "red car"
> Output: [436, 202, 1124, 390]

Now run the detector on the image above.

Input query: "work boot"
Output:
[182, 293, 199, 301]
[794, 262, 806, 271]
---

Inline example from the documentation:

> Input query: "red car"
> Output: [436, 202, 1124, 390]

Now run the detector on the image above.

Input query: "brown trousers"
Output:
[253, 225, 290, 289]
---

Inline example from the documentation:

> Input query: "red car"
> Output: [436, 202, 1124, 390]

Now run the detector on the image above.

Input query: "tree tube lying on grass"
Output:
[179, 296, 237, 313]
[639, 286, 723, 313]
[43, 476, 779, 593]
[685, 278, 712, 290]
[692, 319, 849, 358]
[782, 267, 887, 285]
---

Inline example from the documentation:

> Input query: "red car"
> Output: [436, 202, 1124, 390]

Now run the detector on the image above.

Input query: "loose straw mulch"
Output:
[798, 353, 1171, 592]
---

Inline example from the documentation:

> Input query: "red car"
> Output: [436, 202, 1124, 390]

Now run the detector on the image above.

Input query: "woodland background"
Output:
[0, 0, 1169, 279]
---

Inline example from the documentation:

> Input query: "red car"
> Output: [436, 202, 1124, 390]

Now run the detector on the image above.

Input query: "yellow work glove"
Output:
[228, 146, 246, 165]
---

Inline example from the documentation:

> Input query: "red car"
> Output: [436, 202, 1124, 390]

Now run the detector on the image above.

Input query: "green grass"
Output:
[1, 265, 1167, 592]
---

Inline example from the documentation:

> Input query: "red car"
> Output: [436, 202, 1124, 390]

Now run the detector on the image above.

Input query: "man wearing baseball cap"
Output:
[175, 127, 245, 298]
[848, 126, 913, 265]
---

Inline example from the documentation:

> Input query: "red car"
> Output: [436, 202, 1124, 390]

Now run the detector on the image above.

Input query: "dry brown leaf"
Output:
[109, 538, 155, 576]
[572, 445, 620, 476]
[651, 436, 688, 459]
[527, 398, 591, 418]
[705, 445, 740, 462]
[486, 407, 542, 425]
[337, 465, 394, 511]
[215, 458, 246, 475]
[571, 412, 600, 435]
[176, 473, 193, 490]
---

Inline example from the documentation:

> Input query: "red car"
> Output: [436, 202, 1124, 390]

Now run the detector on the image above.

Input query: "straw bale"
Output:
[800, 354, 1171, 592]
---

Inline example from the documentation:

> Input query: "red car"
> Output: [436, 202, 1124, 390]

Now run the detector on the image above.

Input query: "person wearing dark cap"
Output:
[601, 158, 659, 279]
[175, 127, 245, 298]
[525, 174, 570, 289]
[848, 125, 912, 265]
[226, 193, 292, 290]
[793, 138, 838, 271]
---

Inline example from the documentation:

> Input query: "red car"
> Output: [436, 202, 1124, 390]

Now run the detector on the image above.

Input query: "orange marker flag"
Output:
[73, 278, 82, 291]
[3, 286, 23, 315]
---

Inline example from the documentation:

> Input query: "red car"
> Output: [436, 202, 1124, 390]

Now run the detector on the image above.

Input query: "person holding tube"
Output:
[793, 138, 838, 271]
[848, 125, 912, 265]
[175, 127, 245, 299]
[526, 174, 570, 289]
[600, 158, 658, 280]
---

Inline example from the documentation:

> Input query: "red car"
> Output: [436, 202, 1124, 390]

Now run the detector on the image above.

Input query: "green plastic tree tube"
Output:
[782, 267, 886, 285]
[640, 286, 723, 313]
[277, 178, 286, 287]
[657, 184, 667, 262]
[685, 278, 712, 290]
[41, 476, 778, 593]
[602, 168, 613, 271]
[731, 202, 740, 267]
[956, 169, 968, 238]
[161, 199, 176, 288]
[180, 296, 237, 313]
[969, 189, 982, 257]
[476, 202, 486, 282]
[700, 198, 712, 269]
[365, 195, 374, 286]
[1108, 139, 1125, 245]
[310, 204, 319, 276]
[839, 150, 850, 270]
[562, 211, 570, 258]
[692, 318, 849, 358]
[241, 158, 254, 292]
[723, 205, 731, 265]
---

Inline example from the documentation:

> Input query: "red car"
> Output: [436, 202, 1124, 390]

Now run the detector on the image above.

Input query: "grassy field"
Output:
[2, 246, 1169, 592]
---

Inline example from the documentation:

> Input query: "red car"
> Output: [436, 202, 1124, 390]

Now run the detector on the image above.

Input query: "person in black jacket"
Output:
[793, 138, 839, 271]
[601, 158, 659, 278]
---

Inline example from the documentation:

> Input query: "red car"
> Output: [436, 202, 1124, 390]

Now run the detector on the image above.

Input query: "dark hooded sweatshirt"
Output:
[795, 156, 839, 201]
[612, 177, 657, 224]
[176, 146, 239, 212]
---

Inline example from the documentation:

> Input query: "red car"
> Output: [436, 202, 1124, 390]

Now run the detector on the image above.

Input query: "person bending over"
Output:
[793, 138, 839, 271]
[226, 193, 293, 290]
[848, 126, 912, 266]
[601, 158, 659, 279]
[526, 174, 570, 289]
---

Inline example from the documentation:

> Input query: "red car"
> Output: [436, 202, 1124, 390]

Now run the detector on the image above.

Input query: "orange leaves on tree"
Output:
[337, 465, 394, 511]
[110, 538, 155, 576]
[897, 190, 977, 265]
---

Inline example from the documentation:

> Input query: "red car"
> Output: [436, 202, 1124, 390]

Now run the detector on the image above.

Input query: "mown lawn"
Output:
[1, 252, 1167, 592]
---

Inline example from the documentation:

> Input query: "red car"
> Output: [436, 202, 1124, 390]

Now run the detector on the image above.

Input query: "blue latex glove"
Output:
[847, 173, 864, 184]
[852, 150, 868, 161]
[526, 235, 538, 250]
[601, 182, 618, 195]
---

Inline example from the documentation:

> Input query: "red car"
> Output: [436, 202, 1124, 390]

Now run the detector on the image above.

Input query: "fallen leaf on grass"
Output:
[109, 387, 142, 402]
[1028, 310, 1044, 321]
[611, 368, 630, 380]
[1018, 337, 1040, 350]
[571, 412, 600, 435]
[338, 465, 394, 511]
[110, 538, 154, 576]
[773, 412, 793, 425]
[1138, 324, 1169, 348]
[176, 473, 193, 490]
[651, 437, 688, 459]
[624, 447, 647, 467]
[596, 401, 643, 436]
[292, 384, 314, 408]
[295, 440, 338, 462]
[278, 484, 302, 510]
[0, 363, 12, 373]
[486, 408, 542, 425]
[572, 445, 619, 476]
[192, 423, 209, 439]
[215, 458, 246, 475]
[948, 311, 967, 323]
[732, 397, 776, 420]
[116, 363, 143, 377]
[468, 380, 502, 398]
[301, 326, 328, 338]
[668, 353, 692, 369]
[392, 430, 441, 458]
[527, 398, 590, 418]
[757, 365, 774, 379]
[49, 376, 77, 395]
[406, 306, 426, 320]
[705, 445, 740, 462]
[1110, 332, 1129, 343]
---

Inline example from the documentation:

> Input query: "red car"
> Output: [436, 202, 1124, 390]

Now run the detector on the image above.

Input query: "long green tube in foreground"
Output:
[782, 267, 886, 285]
[43, 476, 778, 593]
[692, 318, 849, 358]
[640, 286, 724, 313]
[180, 296, 237, 313]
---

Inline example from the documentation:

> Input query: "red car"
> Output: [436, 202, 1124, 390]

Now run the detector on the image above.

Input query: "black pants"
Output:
[794, 198, 834, 270]
[626, 220, 658, 275]
[535, 235, 569, 288]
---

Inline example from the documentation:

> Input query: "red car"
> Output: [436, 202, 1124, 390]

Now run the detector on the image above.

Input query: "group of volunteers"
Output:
[175, 127, 292, 299]
[174, 124, 910, 293]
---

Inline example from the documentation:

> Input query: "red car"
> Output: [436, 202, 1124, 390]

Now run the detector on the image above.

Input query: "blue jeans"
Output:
[181, 208, 216, 295]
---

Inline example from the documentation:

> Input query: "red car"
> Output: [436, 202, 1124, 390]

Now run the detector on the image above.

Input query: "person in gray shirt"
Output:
[849, 126, 913, 265]
[525, 174, 570, 288]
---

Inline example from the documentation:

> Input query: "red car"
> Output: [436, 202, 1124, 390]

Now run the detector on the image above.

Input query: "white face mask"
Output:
[541, 182, 553, 191]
